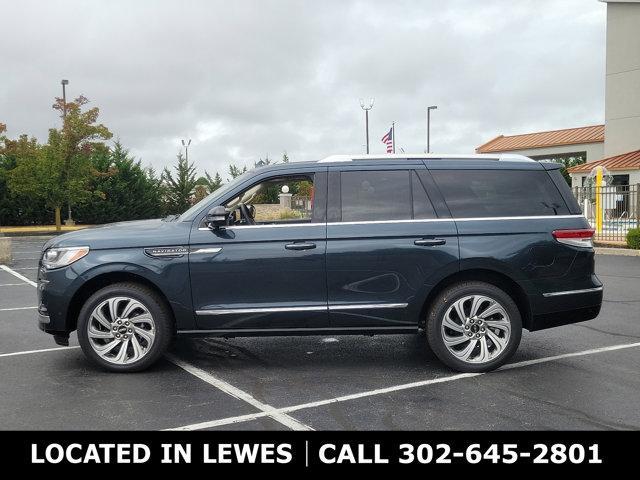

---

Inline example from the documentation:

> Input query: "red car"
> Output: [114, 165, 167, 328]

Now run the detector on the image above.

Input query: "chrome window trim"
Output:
[542, 286, 603, 298]
[197, 215, 585, 231]
[195, 303, 408, 315]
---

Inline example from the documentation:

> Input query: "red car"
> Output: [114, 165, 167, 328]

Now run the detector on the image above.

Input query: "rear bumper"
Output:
[527, 284, 603, 331]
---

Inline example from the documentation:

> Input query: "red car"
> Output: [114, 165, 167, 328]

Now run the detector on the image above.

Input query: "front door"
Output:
[326, 163, 459, 330]
[189, 168, 328, 332]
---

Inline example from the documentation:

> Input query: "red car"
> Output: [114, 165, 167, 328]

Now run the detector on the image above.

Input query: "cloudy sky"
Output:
[1, 0, 606, 177]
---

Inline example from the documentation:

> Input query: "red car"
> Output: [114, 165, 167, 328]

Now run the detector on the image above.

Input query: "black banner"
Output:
[1, 430, 636, 470]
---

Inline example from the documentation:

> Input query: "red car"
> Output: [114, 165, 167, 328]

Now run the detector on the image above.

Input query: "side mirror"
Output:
[206, 206, 228, 229]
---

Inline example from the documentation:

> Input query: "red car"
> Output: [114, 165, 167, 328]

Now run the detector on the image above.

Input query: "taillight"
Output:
[552, 229, 595, 248]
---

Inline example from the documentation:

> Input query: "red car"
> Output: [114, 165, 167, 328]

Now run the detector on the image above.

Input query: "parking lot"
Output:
[0, 235, 639, 431]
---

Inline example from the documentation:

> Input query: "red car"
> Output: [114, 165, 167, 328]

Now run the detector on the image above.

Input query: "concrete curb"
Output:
[595, 247, 640, 256]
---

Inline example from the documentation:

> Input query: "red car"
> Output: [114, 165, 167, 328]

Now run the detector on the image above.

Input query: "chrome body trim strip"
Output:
[328, 303, 408, 310]
[195, 303, 409, 315]
[196, 306, 327, 315]
[189, 247, 222, 255]
[542, 286, 603, 298]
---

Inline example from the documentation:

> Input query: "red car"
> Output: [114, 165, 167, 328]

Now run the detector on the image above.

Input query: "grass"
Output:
[0, 225, 91, 234]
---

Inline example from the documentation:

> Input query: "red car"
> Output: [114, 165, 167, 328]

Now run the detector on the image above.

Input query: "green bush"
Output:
[627, 228, 640, 249]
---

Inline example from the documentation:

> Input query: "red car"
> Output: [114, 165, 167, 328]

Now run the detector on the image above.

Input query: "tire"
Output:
[426, 281, 522, 373]
[77, 282, 173, 372]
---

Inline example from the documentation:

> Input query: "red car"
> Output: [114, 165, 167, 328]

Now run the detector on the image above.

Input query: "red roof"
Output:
[567, 149, 640, 173]
[476, 125, 604, 153]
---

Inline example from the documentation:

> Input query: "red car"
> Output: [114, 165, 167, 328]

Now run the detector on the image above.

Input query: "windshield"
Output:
[177, 171, 252, 221]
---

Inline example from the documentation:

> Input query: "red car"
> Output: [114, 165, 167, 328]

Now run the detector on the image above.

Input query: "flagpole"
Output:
[392, 122, 396, 154]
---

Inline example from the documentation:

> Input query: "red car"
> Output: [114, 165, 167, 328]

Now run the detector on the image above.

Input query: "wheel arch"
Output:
[418, 268, 532, 330]
[66, 271, 177, 332]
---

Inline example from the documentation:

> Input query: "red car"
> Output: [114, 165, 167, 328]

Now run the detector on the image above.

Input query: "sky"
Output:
[0, 0, 606, 177]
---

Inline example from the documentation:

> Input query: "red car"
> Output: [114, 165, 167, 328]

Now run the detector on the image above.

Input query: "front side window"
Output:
[223, 174, 314, 224]
[431, 169, 570, 217]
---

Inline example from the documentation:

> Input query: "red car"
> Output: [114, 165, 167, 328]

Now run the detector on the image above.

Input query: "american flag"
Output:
[381, 127, 393, 153]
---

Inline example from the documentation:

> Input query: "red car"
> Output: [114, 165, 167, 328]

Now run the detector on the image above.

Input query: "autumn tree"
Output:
[8, 96, 112, 230]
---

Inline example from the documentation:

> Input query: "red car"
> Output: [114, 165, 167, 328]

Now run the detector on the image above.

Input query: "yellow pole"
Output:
[595, 166, 603, 234]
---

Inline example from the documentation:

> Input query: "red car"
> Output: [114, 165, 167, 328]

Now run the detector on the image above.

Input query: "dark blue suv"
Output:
[37, 154, 603, 373]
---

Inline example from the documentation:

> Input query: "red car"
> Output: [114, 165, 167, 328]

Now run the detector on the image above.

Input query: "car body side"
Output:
[37, 158, 602, 343]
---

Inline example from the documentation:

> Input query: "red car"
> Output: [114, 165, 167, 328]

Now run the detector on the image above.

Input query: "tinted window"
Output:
[431, 170, 569, 217]
[341, 170, 411, 221]
[412, 171, 436, 219]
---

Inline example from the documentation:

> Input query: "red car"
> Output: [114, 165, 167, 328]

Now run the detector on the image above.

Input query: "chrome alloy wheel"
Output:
[87, 296, 156, 365]
[440, 294, 511, 364]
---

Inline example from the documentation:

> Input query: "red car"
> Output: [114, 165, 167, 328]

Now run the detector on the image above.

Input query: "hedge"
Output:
[627, 228, 640, 249]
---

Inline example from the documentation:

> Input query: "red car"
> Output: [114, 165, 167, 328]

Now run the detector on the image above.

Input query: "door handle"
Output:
[285, 242, 317, 251]
[414, 238, 446, 246]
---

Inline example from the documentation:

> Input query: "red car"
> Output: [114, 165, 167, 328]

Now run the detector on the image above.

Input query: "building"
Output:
[603, 0, 640, 158]
[477, 0, 640, 189]
[476, 125, 604, 163]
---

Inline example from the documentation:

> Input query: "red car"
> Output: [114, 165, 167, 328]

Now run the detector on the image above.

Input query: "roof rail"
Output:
[317, 153, 534, 163]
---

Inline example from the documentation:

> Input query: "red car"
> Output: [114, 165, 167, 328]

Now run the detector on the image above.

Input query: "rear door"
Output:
[326, 161, 459, 330]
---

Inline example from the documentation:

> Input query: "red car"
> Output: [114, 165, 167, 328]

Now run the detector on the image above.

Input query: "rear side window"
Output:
[431, 170, 570, 217]
[412, 171, 437, 219]
[341, 170, 411, 221]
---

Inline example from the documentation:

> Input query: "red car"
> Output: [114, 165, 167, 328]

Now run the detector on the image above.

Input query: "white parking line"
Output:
[0, 306, 37, 312]
[0, 283, 32, 287]
[166, 354, 314, 431]
[165, 340, 640, 431]
[0, 346, 80, 358]
[0, 264, 37, 287]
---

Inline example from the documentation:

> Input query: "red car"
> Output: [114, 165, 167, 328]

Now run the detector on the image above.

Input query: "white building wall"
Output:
[604, 0, 640, 157]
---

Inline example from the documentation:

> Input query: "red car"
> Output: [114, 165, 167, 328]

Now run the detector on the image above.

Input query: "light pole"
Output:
[61, 79, 73, 225]
[61, 79, 69, 119]
[181, 139, 191, 161]
[359, 98, 374, 154]
[426, 105, 437, 153]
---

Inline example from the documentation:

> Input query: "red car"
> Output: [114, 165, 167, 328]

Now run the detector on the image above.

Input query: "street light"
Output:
[181, 139, 192, 162]
[359, 98, 374, 154]
[426, 105, 437, 153]
[61, 79, 73, 225]
[61, 79, 69, 119]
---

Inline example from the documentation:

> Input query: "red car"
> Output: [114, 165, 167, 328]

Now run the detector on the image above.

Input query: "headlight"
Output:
[42, 246, 90, 269]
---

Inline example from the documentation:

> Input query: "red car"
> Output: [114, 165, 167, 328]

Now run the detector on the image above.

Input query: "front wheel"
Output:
[426, 281, 522, 373]
[77, 282, 173, 372]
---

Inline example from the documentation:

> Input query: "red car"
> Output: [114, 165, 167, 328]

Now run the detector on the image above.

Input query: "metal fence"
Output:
[572, 184, 639, 243]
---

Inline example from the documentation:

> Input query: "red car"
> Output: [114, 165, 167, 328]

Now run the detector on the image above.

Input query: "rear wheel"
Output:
[77, 282, 173, 372]
[426, 281, 522, 372]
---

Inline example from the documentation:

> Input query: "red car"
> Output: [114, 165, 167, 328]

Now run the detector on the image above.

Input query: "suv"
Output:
[37, 154, 602, 373]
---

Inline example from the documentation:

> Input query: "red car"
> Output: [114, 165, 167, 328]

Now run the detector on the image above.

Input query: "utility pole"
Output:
[359, 98, 374, 154]
[426, 105, 437, 153]
[182, 139, 191, 162]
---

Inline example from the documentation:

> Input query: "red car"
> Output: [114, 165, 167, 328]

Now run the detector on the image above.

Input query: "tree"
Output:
[8, 96, 112, 230]
[74, 141, 165, 223]
[203, 171, 224, 192]
[282, 151, 290, 163]
[553, 155, 586, 184]
[228, 163, 247, 180]
[0, 132, 50, 225]
[162, 152, 197, 214]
